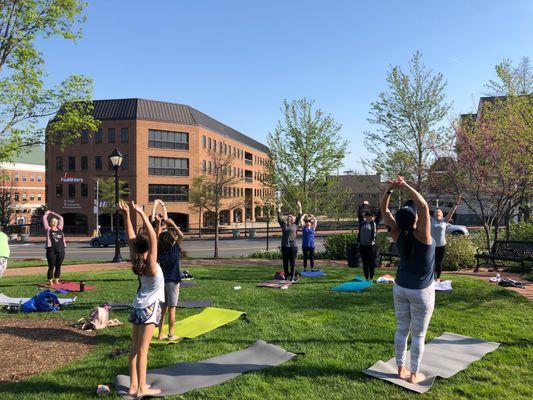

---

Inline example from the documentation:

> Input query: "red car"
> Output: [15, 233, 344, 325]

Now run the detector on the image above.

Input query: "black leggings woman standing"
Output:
[431, 195, 461, 281]
[43, 210, 66, 286]
[278, 201, 302, 281]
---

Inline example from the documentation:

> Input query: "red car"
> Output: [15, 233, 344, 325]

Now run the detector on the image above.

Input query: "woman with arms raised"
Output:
[380, 176, 435, 384]
[119, 200, 164, 398]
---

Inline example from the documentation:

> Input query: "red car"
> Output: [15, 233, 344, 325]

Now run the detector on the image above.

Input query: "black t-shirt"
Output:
[158, 243, 181, 283]
[49, 229, 65, 252]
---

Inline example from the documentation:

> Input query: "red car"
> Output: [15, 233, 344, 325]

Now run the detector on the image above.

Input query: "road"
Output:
[8, 237, 326, 261]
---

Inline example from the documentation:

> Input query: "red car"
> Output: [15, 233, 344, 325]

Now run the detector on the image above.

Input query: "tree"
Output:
[0, 0, 99, 163]
[188, 175, 211, 238]
[364, 51, 451, 192]
[0, 171, 15, 227]
[436, 57, 533, 250]
[268, 98, 348, 214]
[96, 177, 130, 229]
[255, 156, 277, 250]
[189, 149, 242, 258]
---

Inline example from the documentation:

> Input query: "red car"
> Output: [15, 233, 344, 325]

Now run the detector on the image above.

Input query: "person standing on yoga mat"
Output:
[380, 176, 435, 385]
[119, 200, 164, 398]
[358, 210, 379, 281]
[156, 218, 184, 341]
[278, 201, 302, 281]
[301, 213, 317, 272]
[431, 195, 461, 282]
[43, 210, 66, 286]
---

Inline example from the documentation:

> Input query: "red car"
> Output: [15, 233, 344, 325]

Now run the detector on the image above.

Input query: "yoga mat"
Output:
[108, 299, 214, 310]
[153, 307, 245, 342]
[435, 280, 453, 292]
[179, 281, 198, 288]
[37, 281, 96, 292]
[330, 275, 373, 292]
[256, 280, 293, 288]
[301, 270, 326, 277]
[0, 293, 77, 306]
[363, 332, 500, 393]
[115, 340, 296, 399]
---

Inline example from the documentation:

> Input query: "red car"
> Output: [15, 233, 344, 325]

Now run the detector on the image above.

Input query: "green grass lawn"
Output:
[0, 265, 531, 399]
[8, 259, 108, 269]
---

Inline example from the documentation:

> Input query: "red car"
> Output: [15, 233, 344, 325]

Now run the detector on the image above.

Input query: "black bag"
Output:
[346, 242, 361, 268]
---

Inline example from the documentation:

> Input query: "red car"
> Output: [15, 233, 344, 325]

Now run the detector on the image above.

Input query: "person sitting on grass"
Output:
[156, 217, 184, 341]
[119, 200, 164, 398]
[380, 176, 435, 385]
[277, 201, 303, 282]
[301, 213, 317, 272]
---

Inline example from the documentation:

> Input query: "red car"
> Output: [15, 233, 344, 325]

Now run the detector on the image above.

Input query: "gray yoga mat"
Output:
[108, 299, 214, 310]
[115, 340, 296, 399]
[363, 332, 500, 393]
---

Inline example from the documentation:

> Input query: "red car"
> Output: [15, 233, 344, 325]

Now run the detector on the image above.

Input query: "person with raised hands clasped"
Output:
[277, 201, 303, 282]
[119, 200, 164, 398]
[431, 195, 461, 282]
[380, 176, 436, 385]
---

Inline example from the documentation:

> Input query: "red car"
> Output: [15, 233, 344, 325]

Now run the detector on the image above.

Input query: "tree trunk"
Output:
[483, 224, 491, 251]
[214, 207, 219, 259]
[198, 207, 202, 238]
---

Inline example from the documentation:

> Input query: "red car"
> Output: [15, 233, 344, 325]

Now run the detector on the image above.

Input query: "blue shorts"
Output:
[128, 301, 162, 325]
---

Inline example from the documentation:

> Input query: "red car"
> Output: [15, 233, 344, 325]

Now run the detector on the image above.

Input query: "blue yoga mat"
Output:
[330, 275, 373, 292]
[301, 270, 326, 277]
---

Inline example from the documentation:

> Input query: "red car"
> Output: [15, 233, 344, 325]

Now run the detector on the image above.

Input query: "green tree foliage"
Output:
[96, 178, 130, 214]
[364, 51, 451, 191]
[0, 171, 15, 227]
[268, 98, 348, 214]
[188, 174, 211, 237]
[0, 0, 99, 162]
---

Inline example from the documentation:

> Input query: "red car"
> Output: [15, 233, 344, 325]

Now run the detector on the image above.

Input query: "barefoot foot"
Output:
[408, 372, 426, 384]
[137, 386, 160, 398]
[397, 366, 410, 380]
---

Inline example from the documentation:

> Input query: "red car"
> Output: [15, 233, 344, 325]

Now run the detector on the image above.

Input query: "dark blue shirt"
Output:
[302, 227, 315, 248]
[158, 243, 181, 284]
[395, 232, 435, 290]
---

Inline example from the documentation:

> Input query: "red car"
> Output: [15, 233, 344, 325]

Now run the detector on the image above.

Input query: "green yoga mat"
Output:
[153, 307, 246, 344]
[330, 275, 373, 292]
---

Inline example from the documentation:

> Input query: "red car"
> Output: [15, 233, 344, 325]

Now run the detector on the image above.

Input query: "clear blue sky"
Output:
[39, 0, 532, 170]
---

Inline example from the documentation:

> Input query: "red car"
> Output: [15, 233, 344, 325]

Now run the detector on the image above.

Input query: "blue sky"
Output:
[39, 0, 532, 170]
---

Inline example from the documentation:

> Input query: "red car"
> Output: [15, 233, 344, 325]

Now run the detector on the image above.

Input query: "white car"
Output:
[446, 223, 469, 236]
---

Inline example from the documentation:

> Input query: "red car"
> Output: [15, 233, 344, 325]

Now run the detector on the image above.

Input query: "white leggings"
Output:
[393, 283, 435, 373]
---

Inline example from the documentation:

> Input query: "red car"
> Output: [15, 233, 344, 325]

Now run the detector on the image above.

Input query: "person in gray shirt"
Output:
[431, 195, 461, 281]
[358, 209, 380, 281]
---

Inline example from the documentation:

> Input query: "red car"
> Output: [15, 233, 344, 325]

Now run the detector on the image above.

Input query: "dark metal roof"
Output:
[91, 98, 269, 153]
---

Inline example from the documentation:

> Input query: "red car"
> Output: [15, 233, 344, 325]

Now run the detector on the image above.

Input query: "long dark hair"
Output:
[158, 230, 177, 254]
[400, 230, 416, 261]
[131, 234, 150, 276]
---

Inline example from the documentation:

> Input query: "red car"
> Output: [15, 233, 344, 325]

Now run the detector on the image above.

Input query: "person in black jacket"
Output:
[277, 201, 303, 281]
[358, 209, 379, 281]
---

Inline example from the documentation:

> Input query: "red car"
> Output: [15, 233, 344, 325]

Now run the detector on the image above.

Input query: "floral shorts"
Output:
[128, 301, 162, 325]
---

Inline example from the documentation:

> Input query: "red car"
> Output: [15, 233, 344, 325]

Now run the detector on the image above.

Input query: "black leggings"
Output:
[281, 246, 298, 279]
[46, 249, 65, 280]
[359, 244, 378, 280]
[434, 245, 446, 279]
[303, 246, 315, 270]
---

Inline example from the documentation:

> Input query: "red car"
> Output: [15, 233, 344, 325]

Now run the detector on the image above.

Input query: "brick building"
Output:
[45, 98, 270, 234]
[0, 146, 46, 226]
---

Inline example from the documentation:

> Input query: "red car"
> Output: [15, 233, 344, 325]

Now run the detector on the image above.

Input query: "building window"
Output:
[148, 129, 189, 150]
[108, 128, 116, 143]
[120, 127, 129, 143]
[37, 175, 42, 182]
[95, 128, 103, 144]
[14, 173, 19, 182]
[81, 130, 89, 144]
[148, 184, 188, 202]
[208, 137, 212, 150]
[38, 194, 42, 201]
[81, 183, 88, 197]
[14, 192, 19, 201]
[22, 193, 27, 202]
[148, 156, 189, 176]
[68, 156, 76, 171]
[22, 175, 27, 182]
[81, 156, 88, 170]
[56, 184, 63, 197]
[95, 156, 102, 170]
[56, 157, 63, 171]
[202, 135, 206, 148]
[202, 160, 206, 172]
[30, 176, 35, 182]
[30, 193, 35, 201]
[68, 183, 76, 198]
[122, 154, 129, 170]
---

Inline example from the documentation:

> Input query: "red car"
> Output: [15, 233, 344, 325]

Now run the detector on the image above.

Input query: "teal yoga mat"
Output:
[330, 275, 373, 292]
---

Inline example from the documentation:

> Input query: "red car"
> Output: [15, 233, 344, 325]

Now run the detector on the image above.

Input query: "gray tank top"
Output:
[395, 232, 435, 289]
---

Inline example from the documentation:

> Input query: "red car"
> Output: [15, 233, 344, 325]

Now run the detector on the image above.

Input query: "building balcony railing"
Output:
[244, 177, 253, 184]
[245, 159, 253, 165]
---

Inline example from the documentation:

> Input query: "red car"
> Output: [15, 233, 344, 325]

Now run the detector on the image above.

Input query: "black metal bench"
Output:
[380, 242, 400, 266]
[475, 240, 533, 276]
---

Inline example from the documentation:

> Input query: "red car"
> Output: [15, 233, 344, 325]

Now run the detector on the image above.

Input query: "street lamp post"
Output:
[109, 148, 124, 263]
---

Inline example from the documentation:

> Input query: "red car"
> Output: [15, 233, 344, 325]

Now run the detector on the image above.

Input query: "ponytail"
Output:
[401, 230, 416, 261]
[132, 254, 148, 276]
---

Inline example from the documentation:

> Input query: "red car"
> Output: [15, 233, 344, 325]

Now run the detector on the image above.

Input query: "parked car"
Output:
[446, 223, 469, 236]
[90, 231, 128, 248]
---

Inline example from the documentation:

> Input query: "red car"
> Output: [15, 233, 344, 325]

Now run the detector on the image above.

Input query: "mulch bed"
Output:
[0, 317, 97, 382]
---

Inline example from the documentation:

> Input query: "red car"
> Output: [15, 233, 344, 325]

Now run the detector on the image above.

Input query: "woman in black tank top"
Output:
[380, 176, 435, 384]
